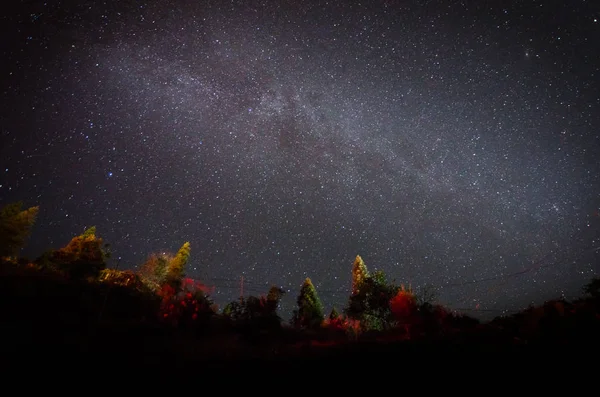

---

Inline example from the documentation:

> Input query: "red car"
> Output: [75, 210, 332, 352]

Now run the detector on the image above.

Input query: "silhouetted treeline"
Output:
[1, 201, 600, 366]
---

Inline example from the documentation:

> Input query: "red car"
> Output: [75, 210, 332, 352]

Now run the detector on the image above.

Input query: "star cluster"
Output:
[1, 0, 599, 319]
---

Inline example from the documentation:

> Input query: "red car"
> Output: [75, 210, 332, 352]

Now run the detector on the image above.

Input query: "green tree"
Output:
[346, 265, 399, 331]
[0, 202, 39, 258]
[292, 278, 324, 329]
[165, 241, 191, 290]
[223, 299, 245, 320]
[351, 255, 369, 295]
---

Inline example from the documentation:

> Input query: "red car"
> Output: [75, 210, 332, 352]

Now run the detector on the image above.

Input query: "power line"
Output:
[434, 244, 600, 290]
[163, 227, 600, 316]
[200, 243, 599, 295]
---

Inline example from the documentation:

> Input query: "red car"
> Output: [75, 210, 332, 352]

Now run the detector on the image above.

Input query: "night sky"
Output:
[1, 0, 599, 320]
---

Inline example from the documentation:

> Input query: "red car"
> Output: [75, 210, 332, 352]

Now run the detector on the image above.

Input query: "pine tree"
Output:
[329, 307, 339, 321]
[166, 241, 191, 289]
[351, 254, 369, 295]
[326, 306, 345, 330]
[0, 202, 39, 258]
[292, 277, 324, 329]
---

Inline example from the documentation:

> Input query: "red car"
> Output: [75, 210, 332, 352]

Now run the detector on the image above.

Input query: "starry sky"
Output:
[1, 0, 599, 320]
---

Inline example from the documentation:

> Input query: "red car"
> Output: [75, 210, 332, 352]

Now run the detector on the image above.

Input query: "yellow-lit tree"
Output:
[0, 202, 39, 259]
[351, 254, 369, 295]
[165, 241, 191, 289]
[99, 268, 144, 288]
[51, 226, 108, 279]
[346, 255, 399, 331]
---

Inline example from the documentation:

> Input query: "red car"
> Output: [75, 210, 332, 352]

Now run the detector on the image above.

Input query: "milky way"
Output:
[1, 0, 599, 319]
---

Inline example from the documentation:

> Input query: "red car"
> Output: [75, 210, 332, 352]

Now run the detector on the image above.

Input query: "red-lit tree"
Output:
[324, 307, 344, 330]
[390, 285, 417, 336]
[390, 285, 417, 320]
[159, 277, 215, 328]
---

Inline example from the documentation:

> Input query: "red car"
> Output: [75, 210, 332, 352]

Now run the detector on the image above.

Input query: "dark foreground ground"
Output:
[2, 267, 600, 378]
[2, 317, 599, 379]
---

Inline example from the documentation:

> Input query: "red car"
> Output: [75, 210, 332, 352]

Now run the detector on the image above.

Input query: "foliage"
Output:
[0, 202, 39, 258]
[346, 264, 399, 331]
[82, 226, 96, 238]
[159, 277, 215, 328]
[266, 285, 286, 314]
[223, 299, 242, 318]
[165, 242, 191, 290]
[390, 285, 418, 334]
[583, 277, 600, 299]
[8, 212, 600, 350]
[322, 307, 347, 335]
[99, 269, 146, 289]
[48, 226, 109, 280]
[414, 283, 438, 306]
[292, 278, 324, 329]
[136, 242, 191, 292]
[137, 252, 173, 290]
[351, 255, 369, 295]
[223, 286, 286, 330]
[329, 307, 339, 321]
[33, 250, 56, 271]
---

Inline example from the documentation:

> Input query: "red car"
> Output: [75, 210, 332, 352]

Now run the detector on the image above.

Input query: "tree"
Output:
[223, 300, 245, 320]
[51, 226, 108, 279]
[159, 277, 216, 328]
[292, 278, 324, 329]
[99, 269, 145, 289]
[324, 307, 346, 331]
[390, 284, 417, 322]
[583, 277, 600, 299]
[223, 286, 285, 330]
[414, 283, 438, 306]
[351, 255, 369, 295]
[0, 202, 39, 258]
[137, 252, 172, 290]
[345, 263, 399, 331]
[266, 285, 286, 314]
[165, 242, 191, 290]
[329, 307, 339, 321]
[82, 226, 96, 238]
